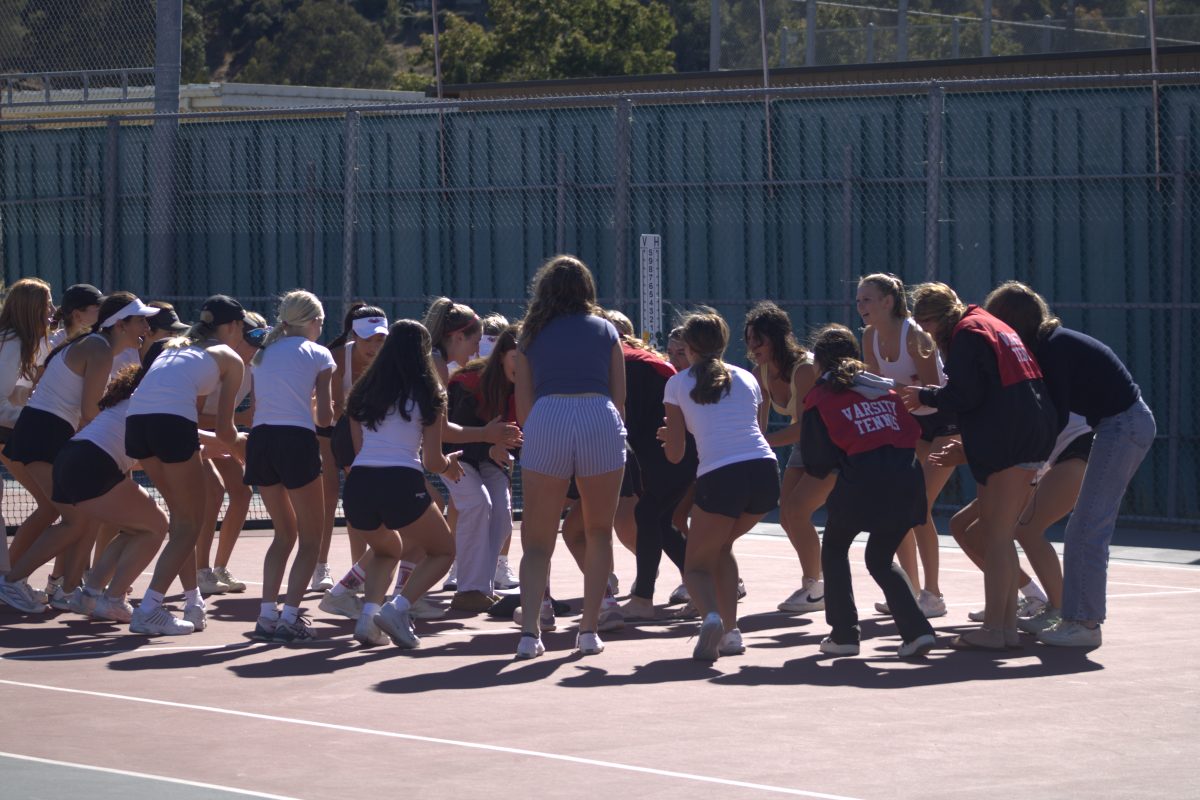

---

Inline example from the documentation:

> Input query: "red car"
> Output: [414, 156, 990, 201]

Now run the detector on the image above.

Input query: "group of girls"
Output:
[0, 260, 1153, 660]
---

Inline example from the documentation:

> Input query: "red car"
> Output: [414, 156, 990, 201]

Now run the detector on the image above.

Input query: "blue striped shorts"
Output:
[521, 394, 627, 480]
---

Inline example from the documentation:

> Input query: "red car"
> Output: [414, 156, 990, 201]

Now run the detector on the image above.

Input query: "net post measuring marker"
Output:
[639, 234, 662, 346]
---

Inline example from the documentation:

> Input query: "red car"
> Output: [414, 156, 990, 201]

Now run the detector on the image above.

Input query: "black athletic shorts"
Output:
[3, 406, 74, 465]
[331, 414, 356, 470]
[52, 440, 124, 505]
[343, 465, 432, 531]
[243, 425, 322, 489]
[916, 407, 959, 443]
[125, 413, 200, 464]
[694, 457, 780, 519]
[1054, 431, 1094, 465]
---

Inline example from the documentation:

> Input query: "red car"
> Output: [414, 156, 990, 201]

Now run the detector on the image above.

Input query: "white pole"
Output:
[759, 0, 774, 191]
[1149, 0, 1161, 189]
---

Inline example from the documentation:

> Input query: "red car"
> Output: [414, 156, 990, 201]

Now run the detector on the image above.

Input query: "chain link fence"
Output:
[1, 71, 1197, 529]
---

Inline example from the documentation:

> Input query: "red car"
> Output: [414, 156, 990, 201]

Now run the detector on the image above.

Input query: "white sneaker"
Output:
[67, 587, 98, 616]
[516, 634, 544, 659]
[719, 628, 746, 656]
[319, 590, 364, 619]
[0, 575, 49, 613]
[375, 602, 420, 648]
[577, 631, 605, 655]
[310, 564, 334, 592]
[196, 568, 229, 595]
[778, 578, 825, 613]
[1038, 619, 1101, 648]
[917, 590, 947, 619]
[875, 601, 892, 615]
[91, 595, 133, 623]
[213, 566, 246, 593]
[693, 612, 723, 661]
[513, 600, 556, 631]
[48, 583, 75, 611]
[1017, 595, 1048, 618]
[1017, 606, 1062, 635]
[898, 633, 936, 658]
[668, 583, 690, 605]
[818, 636, 860, 656]
[597, 602, 625, 633]
[183, 605, 208, 632]
[408, 596, 445, 620]
[493, 556, 519, 590]
[130, 605, 195, 636]
[354, 613, 389, 646]
[442, 561, 458, 592]
[967, 608, 986, 622]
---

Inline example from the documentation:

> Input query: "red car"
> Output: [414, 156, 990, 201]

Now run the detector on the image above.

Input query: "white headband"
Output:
[100, 299, 158, 330]
[351, 316, 388, 339]
[478, 334, 499, 358]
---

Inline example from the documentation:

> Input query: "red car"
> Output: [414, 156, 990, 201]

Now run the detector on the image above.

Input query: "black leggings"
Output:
[821, 520, 934, 644]
[631, 473, 692, 600]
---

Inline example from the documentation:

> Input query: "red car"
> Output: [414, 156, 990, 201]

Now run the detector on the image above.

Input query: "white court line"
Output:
[0, 679, 864, 800]
[0, 751, 303, 799]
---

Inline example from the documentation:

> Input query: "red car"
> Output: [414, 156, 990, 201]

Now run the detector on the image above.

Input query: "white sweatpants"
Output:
[444, 460, 512, 593]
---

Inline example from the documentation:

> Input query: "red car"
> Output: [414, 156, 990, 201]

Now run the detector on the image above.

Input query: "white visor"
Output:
[100, 298, 159, 330]
[351, 316, 388, 339]
[478, 333, 499, 358]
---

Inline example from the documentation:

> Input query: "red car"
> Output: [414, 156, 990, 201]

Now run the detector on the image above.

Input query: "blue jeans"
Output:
[1061, 398, 1156, 623]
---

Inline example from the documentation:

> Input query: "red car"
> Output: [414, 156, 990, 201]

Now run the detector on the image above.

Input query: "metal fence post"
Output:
[342, 110, 360, 324]
[866, 23, 875, 64]
[806, 0, 817, 67]
[952, 18, 961, 59]
[1042, 15, 1053, 52]
[898, 0, 909, 62]
[102, 117, 119, 290]
[1166, 135, 1186, 518]
[983, 0, 992, 56]
[147, 0, 182, 297]
[841, 144, 854, 326]
[613, 98, 632, 307]
[303, 161, 316, 290]
[709, 0, 721, 72]
[924, 83, 945, 282]
[555, 151, 566, 254]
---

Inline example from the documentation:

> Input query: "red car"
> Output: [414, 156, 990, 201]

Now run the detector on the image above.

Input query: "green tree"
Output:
[420, 0, 677, 83]
[238, 0, 398, 88]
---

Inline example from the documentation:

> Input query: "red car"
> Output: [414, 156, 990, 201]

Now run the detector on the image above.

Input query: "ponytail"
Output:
[679, 307, 732, 406]
[688, 357, 732, 405]
[810, 323, 866, 393]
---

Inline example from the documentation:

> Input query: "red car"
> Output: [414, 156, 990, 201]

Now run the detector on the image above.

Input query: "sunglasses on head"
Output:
[245, 326, 269, 348]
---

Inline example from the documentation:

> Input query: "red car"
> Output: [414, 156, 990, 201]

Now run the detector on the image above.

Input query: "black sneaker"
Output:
[273, 612, 317, 643]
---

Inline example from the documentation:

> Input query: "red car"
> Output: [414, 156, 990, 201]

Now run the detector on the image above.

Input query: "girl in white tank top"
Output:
[856, 273, 957, 616]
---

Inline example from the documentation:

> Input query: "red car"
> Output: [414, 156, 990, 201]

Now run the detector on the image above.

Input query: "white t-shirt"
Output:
[128, 346, 220, 423]
[663, 363, 775, 477]
[0, 332, 25, 402]
[353, 400, 424, 471]
[251, 337, 335, 431]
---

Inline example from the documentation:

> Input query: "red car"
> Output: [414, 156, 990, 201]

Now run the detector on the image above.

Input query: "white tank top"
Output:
[75, 398, 135, 474]
[28, 334, 104, 429]
[353, 401, 424, 470]
[128, 346, 220, 422]
[201, 363, 253, 417]
[871, 319, 945, 416]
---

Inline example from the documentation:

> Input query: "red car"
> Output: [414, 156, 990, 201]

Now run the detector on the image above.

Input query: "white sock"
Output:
[140, 589, 165, 613]
[331, 563, 366, 596]
[362, 602, 381, 619]
[280, 604, 299, 625]
[391, 594, 411, 612]
[315, 562, 327, 573]
[394, 561, 415, 594]
[1021, 581, 1048, 603]
[260, 602, 279, 620]
[183, 588, 204, 609]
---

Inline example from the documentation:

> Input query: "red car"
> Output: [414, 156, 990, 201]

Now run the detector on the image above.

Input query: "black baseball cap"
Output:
[148, 306, 190, 333]
[60, 284, 103, 314]
[198, 295, 245, 327]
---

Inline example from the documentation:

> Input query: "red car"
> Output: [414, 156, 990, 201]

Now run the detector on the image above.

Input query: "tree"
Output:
[238, 0, 398, 88]
[419, 0, 677, 83]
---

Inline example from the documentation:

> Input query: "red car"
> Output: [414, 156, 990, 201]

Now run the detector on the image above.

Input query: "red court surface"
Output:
[2, 527, 1198, 800]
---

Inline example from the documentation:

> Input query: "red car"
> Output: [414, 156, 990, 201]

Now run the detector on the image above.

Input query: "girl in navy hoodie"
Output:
[801, 324, 936, 658]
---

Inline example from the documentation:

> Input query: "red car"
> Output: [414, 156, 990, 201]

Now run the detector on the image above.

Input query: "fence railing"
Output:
[1, 70, 1197, 528]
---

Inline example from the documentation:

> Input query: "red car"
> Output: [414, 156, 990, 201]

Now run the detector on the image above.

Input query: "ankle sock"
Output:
[280, 605, 299, 625]
[362, 602, 381, 619]
[1021, 580, 1048, 603]
[332, 564, 366, 596]
[260, 602, 279, 620]
[183, 588, 204, 609]
[391, 594, 411, 612]
[140, 589, 165, 613]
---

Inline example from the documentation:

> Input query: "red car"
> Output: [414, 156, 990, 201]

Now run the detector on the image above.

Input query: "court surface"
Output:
[2, 525, 1198, 800]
